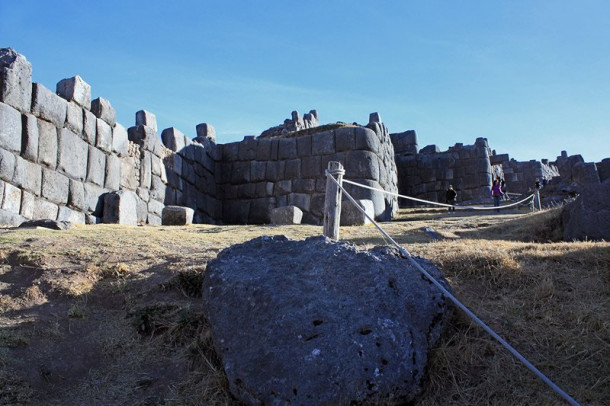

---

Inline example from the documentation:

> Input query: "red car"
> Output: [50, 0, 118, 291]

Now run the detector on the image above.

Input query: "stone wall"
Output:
[489, 153, 560, 193]
[259, 110, 319, 138]
[216, 113, 398, 225]
[394, 138, 493, 205]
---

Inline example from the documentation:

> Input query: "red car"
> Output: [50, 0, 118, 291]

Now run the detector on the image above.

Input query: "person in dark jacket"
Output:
[446, 185, 457, 212]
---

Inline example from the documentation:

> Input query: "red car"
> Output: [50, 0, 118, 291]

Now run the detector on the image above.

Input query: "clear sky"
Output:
[1, 0, 608, 162]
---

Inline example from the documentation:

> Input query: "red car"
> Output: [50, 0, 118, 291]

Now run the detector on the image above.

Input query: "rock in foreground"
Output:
[202, 235, 453, 405]
[563, 179, 610, 241]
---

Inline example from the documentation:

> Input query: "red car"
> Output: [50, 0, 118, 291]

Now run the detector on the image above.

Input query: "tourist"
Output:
[491, 180, 502, 212]
[500, 179, 508, 200]
[445, 185, 457, 212]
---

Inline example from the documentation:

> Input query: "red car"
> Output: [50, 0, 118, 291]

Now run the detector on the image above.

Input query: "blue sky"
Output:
[1, 0, 608, 162]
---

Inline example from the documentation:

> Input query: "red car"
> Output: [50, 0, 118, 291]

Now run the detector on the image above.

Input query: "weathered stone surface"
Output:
[68, 179, 85, 211]
[148, 198, 164, 217]
[0, 101, 22, 153]
[335, 127, 355, 152]
[2, 182, 21, 213]
[95, 118, 113, 153]
[391, 130, 418, 155]
[135, 110, 157, 132]
[161, 127, 187, 152]
[346, 150, 379, 180]
[41, 168, 69, 204]
[91, 97, 116, 126]
[13, 157, 41, 195]
[355, 126, 380, 152]
[56, 75, 91, 109]
[58, 128, 88, 180]
[84, 183, 104, 215]
[369, 111, 381, 123]
[0, 209, 25, 226]
[20, 190, 34, 218]
[119, 155, 139, 190]
[140, 150, 152, 188]
[19, 218, 73, 230]
[105, 154, 121, 191]
[563, 180, 610, 241]
[31, 83, 67, 127]
[32, 198, 58, 220]
[311, 130, 335, 155]
[56, 206, 86, 224]
[340, 198, 374, 226]
[128, 125, 161, 155]
[161, 205, 194, 225]
[103, 190, 138, 225]
[86, 146, 106, 186]
[270, 205, 302, 224]
[21, 113, 39, 161]
[64, 101, 84, 134]
[112, 123, 129, 156]
[278, 138, 297, 159]
[0, 48, 32, 112]
[0, 148, 16, 182]
[83, 109, 97, 145]
[150, 175, 166, 202]
[203, 236, 452, 405]
[195, 123, 215, 142]
[147, 213, 162, 225]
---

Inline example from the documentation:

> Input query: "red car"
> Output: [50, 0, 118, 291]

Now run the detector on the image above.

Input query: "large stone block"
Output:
[354, 127, 380, 152]
[270, 205, 303, 225]
[284, 159, 301, 179]
[120, 155, 139, 190]
[105, 154, 121, 191]
[96, 118, 113, 153]
[340, 199, 374, 226]
[150, 175, 166, 202]
[58, 128, 88, 180]
[32, 198, 58, 220]
[0, 48, 32, 112]
[312, 130, 335, 155]
[128, 125, 162, 155]
[56, 75, 91, 109]
[0, 147, 16, 182]
[255, 138, 272, 161]
[278, 138, 297, 160]
[162, 205, 194, 225]
[21, 113, 39, 161]
[390, 130, 418, 155]
[57, 206, 86, 224]
[346, 150, 380, 181]
[161, 127, 187, 152]
[65, 101, 84, 134]
[2, 182, 21, 213]
[84, 183, 105, 215]
[195, 123, 215, 142]
[296, 134, 312, 156]
[20, 190, 34, 219]
[86, 146, 106, 186]
[231, 161, 251, 184]
[0, 101, 22, 153]
[238, 137, 257, 161]
[112, 123, 129, 156]
[335, 127, 355, 152]
[13, 156, 41, 195]
[301, 155, 322, 178]
[91, 97, 116, 126]
[68, 179, 85, 211]
[103, 190, 138, 225]
[83, 109, 97, 145]
[31, 83, 67, 127]
[289, 193, 311, 211]
[148, 198, 164, 217]
[136, 110, 157, 132]
[140, 150, 152, 188]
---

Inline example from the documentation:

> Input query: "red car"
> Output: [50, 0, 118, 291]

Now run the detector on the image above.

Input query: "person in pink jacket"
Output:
[491, 180, 502, 212]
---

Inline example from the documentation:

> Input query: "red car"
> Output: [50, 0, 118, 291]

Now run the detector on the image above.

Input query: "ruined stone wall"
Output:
[489, 153, 560, 193]
[216, 116, 398, 225]
[394, 138, 493, 205]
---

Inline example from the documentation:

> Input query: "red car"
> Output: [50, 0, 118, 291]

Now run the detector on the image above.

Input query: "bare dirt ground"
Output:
[0, 207, 608, 405]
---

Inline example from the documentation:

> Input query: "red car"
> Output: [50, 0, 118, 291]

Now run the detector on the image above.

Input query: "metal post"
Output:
[323, 161, 345, 240]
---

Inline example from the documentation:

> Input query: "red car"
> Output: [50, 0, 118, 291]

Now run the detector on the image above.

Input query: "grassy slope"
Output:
[0, 207, 608, 405]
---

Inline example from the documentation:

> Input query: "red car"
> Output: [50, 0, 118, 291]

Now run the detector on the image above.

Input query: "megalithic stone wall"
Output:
[216, 115, 398, 225]
[394, 138, 494, 205]
[489, 153, 561, 193]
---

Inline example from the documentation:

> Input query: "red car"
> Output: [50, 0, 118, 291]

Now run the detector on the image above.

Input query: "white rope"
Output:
[342, 179, 535, 211]
[326, 171, 580, 406]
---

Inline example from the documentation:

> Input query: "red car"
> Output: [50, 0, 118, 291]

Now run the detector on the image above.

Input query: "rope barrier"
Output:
[326, 170, 580, 406]
[342, 178, 535, 211]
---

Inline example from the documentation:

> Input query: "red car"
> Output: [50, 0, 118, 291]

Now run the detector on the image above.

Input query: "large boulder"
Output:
[563, 179, 610, 241]
[202, 236, 453, 405]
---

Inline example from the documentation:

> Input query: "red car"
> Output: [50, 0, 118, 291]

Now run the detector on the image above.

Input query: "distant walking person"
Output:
[446, 185, 457, 212]
[491, 180, 502, 212]
[501, 179, 508, 200]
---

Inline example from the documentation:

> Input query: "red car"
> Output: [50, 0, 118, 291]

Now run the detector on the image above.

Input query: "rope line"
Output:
[325, 171, 580, 406]
[342, 178, 535, 211]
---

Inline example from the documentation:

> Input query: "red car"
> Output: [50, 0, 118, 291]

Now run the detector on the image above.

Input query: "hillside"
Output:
[0, 207, 608, 405]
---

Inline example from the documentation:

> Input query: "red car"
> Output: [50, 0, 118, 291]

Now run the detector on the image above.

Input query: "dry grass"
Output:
[0, 207, 607, 405]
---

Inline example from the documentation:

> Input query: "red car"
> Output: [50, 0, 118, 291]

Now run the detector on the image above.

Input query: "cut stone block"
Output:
[148, 199, 164, 217]
[270, 205, 303, 225]
[91, 97, 116, 126]
[42, 168, 69, 204]
[20, 190, 34, 218]
[21, 113, 39, 161]
[140, 150, 152, 188]
[0, 48, 32, 112]
[162, 205, 194, 225]
[68, 179, 85, 211]
[128, 125, 161, 155]
[86, 146, 106, 186]
[56, 75, 91, 109]
[161, 127, 187, 152]
[84, 183, 104, 215]
[37, 118, 57, 168]
[147, 213, 162, 226]
[135, 110, 157, 132]
[0, 101, 22, 153]
[13, 156, 42, 195]
[33, 198, 59, 220]
[31, 83, 67, 127]
[0, 148, 16, 182]
[103, 190, 137, 225]
[195, 123, 216, 142]
[83, 109, 97, 145]
[96, 118, 112, 153]
[65, 101, 84, 134]
[340, 199, 374, 226]
[58, 128, 88, 180]
[2, 182, 21, 213]
[120, 155, 139, 190]
[112, 123, 128, 156]
[57, 206, 86, 224]
[105, 154, 121, 191]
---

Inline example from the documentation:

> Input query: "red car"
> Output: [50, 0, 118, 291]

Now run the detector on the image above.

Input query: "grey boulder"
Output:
[202, 235, 453, 405]
[161, 205, 194, 226]
[563, 179, 610, 241]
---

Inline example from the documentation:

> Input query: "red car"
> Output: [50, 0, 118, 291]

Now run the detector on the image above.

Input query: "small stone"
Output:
[270, 205, 303, 225]
[161, 205, 194, 225]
